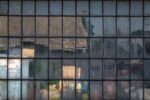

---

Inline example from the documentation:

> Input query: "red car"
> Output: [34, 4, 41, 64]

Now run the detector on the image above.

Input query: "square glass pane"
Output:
[90, 17, 102, 37]
[117, 17, 129, 37]
[23, 1, 34, 15]
[63, 38, 75, 58]
[49, 59, 61, 79]
[0, 81, 7, 99]
[144, 17, 150, 37]
[0, 16, 7, 36]
[50, 1, 62, 15]
[63, 59, 75, 79]
[144, 81, 150, 100]
[144, 39, 150, 58]
[77, 1, 89, 16]
[90, 38, 102, 58]
[117, 1, 129, 16]
[35, 38, 48, 58]
[90, 59, 102, 80]
[9, 17, 21, 36]
[117, 38, 129, 58]
[36, 1, 48, 15]
[8, 81, 21, 99]
[130, 60, 143, 80]
[35, 59, 48, 79]
[103, 1, 116, 16]
[104, 17, 116, 37]
[76, 38, 88, 58]
[117, 60, 129, 80]
[9, 38, 21, 57]
[63, 17, 75, 37]
[22, 59, 32, 79]
[144, 1, 150, 16]
[76, 81, 89, 100]
[9, 1, 21, 15]
[49, 38, 62, 58]
[103, 60, 116, 80]
[104, 39, 116, 58]
[90, 81, 102, 100]
[63, 1, 75, 15]
[117, 81, 129, 100]
[130, 1, 143, 16]
[131, 38, 143, 58]
[49, 17, 62, 37]
[23, 17, 35, 36]
[130, 81, 143, 100]
[131, 17, 143, 37]
[0, 38, 7, 55]
[103, 81, 116, 100]
[144, 60, 150, 80]
[0, 1, 8, 15]
[76, 59, 89, 79]
[63, 81, 75, 100]
[90, 1, 102, 16]
[0, 59, 7, 79]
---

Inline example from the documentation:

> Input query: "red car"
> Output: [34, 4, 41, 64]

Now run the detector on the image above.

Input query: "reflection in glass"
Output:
[130, 1, 142, 16]
[0, 59, 7, 79]
[22, 59, 32, 79]
[131, 38, 143, 58]
[63, 1, 75, 15]
[144, 39, 150, 58]
[144, 60, 150, 80]
[0, 81, 7, 99]
[23, 1, 34, 15]
[90, 1, 102, 16]
[144, 81, 150, 100]
[117, 1, 129, 16]
[77, 1, 89, 15]
[9, 1, 21, 15]
[36, 1, 48, 15]
[0, 17, 7, 36]
[103, 60, 116, 80]
[90, 60, 102, 80]
[117, 38, 129, 58]
[50, 1, 62, 15]
[0, 38, 7, 55]
[144, 17, 150, 37]
[0, 1, 8, 15]
[144, 1, 150, 16]
[104, 1, 116, 16]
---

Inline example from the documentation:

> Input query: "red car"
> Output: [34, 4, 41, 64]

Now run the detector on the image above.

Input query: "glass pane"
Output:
[103, 81, 116, 100]
[117, 81, 129, 100]
[103, 60, 116, 80]
[63, 38, 75, 58]
[104, 17, 116, 37]
[131, 38, 143, 58]
[76, 38, 88, 58]
[0, 81, 7, 99]
[90, 81, 102, 100]
[76, 81, 89, 100]
[130, 60, 143, 80]
[117, 60, 129, 80]
[9, 38, 21, 57]
[104, 39, 116, 58]
[90, 38, 102, 58]
[144, 17, 150, 37]
[144, 81, 150, 100]
[22, 59, 32, 79]
[0, 59, 7, 79]
[117, 17, 129, 37]
[117, 38, 129, 58]
[8, 81, 21, 99]
[49, 38, 62, 58]
[49, 59, 61, 79]
[49, 17, 62, 37]
[9, 17, 21, 36]
[36, 1, 48, 15]
[63, 1, 75, 15]
[77, 1, 89, 16]
[35, 59, 48, 79]
[117, 1, 129, 16]
[144, 39, 150, 58]
[50, 1, 62, 15]
[90, 17, 102, 37]
[144, 1, 150, 16]
[63, 81, 75, 100]
[35, 38, 48, 58]
[35, 81, 48, 99]
[131, 17, 143, 37]
[9, 1, 21, 15]
[104, 1, 116, 16]
[0, 1, 8, 15]
[63, 59, 75, 79]
[0, 16, 7, 36]
[76, 59, 89, 79]
[0, 38, 7, 55]
[144, 60, 150, 80]
[90, 1, 102, 16]
[130, 1, 143, 16]
[23, 1, 34, 15]
[130, 81, 143, 100]
[90, 59, 102, 80]
[23, 17, 35, 36]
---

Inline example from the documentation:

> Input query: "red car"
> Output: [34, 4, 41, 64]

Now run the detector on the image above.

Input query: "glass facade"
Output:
[0, 0, 149, 100]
